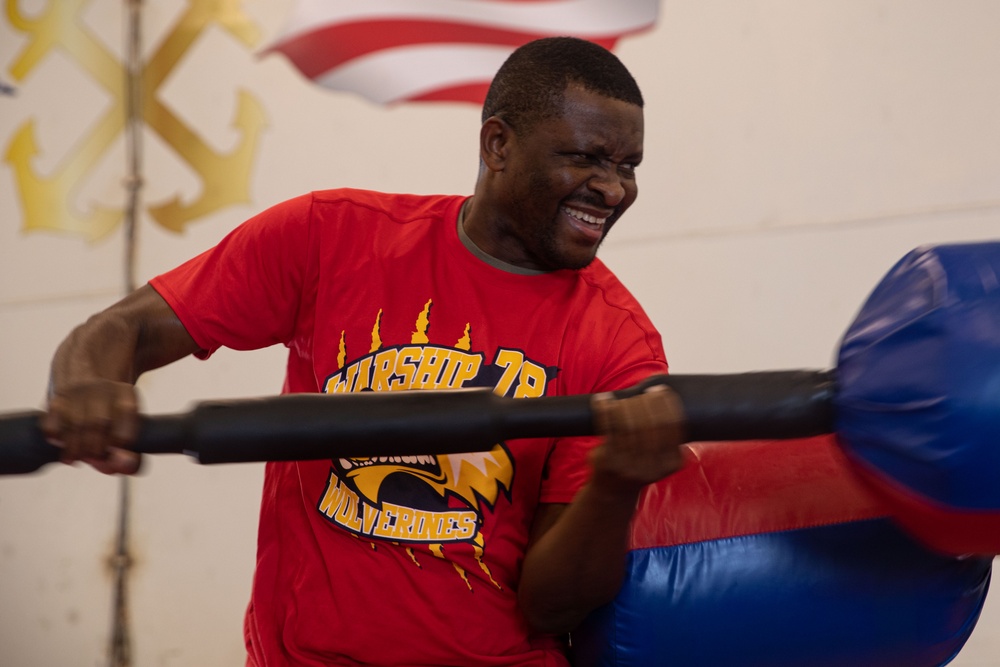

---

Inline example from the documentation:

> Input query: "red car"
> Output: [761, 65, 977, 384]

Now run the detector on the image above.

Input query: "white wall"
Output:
[1, 1, 998, 665]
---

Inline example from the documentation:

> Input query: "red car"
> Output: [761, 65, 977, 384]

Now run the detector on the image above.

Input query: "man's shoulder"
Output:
[576, 259, 640, 309]
[308, 188, 466, 224]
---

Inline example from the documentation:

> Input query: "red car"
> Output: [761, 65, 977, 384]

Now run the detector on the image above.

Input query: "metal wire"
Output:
[110, 1, 144, 665]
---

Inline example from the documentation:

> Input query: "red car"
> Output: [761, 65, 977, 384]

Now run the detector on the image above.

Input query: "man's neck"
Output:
[457, 198, 547, 276]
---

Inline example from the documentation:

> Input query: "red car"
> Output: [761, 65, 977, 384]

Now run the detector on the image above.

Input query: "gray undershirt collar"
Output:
[456, 199, 548, 276]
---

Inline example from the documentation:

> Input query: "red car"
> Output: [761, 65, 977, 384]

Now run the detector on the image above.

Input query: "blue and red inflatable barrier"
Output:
[572, 436, 992, 667]
[836, 242, 1000, 556]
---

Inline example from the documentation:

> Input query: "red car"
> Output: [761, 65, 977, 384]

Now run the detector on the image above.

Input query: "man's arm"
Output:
[42, 284, 201, 473]
[517, 385, 685, 634]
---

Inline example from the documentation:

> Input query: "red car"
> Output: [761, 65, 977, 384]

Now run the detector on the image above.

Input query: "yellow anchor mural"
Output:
[4, 0, 267, 240]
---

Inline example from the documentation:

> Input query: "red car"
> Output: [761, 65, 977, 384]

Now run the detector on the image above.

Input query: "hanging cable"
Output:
[122, 0, 143, 295]
[110, 1, 143, 666]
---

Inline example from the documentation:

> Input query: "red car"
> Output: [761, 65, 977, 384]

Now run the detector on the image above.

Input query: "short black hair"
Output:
[482, 37, 644, 131]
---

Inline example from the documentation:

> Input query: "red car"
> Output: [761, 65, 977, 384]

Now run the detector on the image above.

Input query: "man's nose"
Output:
[589, 166, 627, 206]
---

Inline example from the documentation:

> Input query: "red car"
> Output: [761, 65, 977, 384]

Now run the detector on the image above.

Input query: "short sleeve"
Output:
[150, 194, 316, 357]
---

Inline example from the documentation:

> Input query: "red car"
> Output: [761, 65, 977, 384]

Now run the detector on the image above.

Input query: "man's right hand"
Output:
[41, 285, 201, 475]
[42, 379, 143, 475]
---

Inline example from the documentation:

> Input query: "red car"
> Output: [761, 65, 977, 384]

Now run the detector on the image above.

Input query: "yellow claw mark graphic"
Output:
[5, 0, 266, 239]
[453, 562, 473, 590]
[473, 544, 501, 590]
[429, 543, 473, 590]
[337, 331, 347, 369]
[370, 309, 383, 353]
[404, 547, 422, 568]
[429, 541, 488, 591]
[456, 323, 472, 351]
[412, 300, 432, 344]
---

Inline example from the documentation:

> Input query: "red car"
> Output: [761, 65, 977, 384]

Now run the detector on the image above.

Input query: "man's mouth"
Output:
[561, 205, 609, 242]
[339, 455, 439, 471]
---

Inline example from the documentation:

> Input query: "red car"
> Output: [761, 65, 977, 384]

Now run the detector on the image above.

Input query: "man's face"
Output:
[494, 85, 643, 271]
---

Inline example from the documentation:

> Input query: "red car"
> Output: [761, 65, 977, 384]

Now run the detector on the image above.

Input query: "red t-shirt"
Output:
[151, 189, 668, 666]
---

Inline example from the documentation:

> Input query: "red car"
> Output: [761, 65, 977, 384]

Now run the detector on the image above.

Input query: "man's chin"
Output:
[558, 251, 599, 271]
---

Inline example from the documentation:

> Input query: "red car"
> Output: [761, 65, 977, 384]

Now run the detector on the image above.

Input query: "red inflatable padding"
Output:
[630, 435, 889, 550]
[844, 449, 1000, 557]
[574, 434, 991, 667]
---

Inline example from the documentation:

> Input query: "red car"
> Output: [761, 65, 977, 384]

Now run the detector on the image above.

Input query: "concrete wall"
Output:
[1, 1, 998, 665]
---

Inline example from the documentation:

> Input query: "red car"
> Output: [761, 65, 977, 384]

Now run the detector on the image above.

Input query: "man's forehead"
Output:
[551, 87, 643, 130]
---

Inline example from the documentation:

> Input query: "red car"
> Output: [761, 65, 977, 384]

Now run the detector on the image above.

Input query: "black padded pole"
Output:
[0, 370, 835, 475]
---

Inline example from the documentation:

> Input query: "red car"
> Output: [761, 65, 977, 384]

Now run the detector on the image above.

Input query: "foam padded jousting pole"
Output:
[1, 241, 999, 555]
[0, 371, 834, 472]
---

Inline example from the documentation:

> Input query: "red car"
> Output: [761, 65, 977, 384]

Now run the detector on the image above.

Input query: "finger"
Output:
[640, 384, 686, 441]
[110, 389, 140, 445]
[76, 408, 114, 461]
[93, 448, 142, 476]
[40, 395, 68, 448]
[590, 392, 616, 435]
[46, 395, 94, 462]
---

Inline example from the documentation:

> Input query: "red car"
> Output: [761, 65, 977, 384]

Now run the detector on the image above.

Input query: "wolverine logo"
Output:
[315, 301, 557, 587]
[317, 447, 514, 545]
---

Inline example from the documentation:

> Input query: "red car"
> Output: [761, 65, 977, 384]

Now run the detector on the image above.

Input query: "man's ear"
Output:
[480, 116, 513, 173]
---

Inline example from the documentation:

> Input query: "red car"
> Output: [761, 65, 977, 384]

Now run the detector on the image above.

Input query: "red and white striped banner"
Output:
[266, 0, 660, 105]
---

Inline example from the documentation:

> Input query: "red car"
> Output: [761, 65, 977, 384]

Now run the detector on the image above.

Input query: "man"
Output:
[43, 37, 685, 666]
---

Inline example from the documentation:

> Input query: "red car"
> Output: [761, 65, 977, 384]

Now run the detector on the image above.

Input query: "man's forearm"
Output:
[518, 480, 642, 634]
[51, 310, 143, 391]
[518, 387, 686, 634]
[50, 285, 199, 392]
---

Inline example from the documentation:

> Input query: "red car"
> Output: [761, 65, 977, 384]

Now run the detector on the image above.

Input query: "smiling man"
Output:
[467, 43, 644, 272]
[43, 37, 685, 666]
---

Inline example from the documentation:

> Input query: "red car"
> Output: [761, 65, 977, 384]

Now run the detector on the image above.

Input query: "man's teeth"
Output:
[562, 206, 606, 226]
[339, 455, 438, 470]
